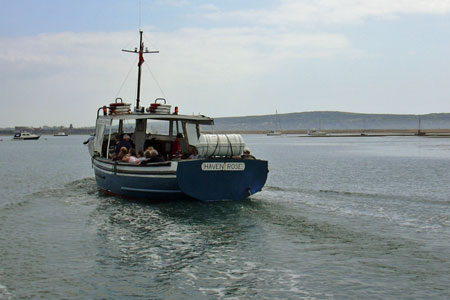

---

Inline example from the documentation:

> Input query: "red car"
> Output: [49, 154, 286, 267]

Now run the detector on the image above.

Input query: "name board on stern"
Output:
[201, 162, 245, 171]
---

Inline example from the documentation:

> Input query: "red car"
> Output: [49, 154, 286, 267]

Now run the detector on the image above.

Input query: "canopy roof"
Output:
[98, 113, 214, 125]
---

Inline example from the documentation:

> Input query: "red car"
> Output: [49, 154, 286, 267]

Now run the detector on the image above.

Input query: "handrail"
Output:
[154, 98, 166, 104]
[97, 106, 110, 118]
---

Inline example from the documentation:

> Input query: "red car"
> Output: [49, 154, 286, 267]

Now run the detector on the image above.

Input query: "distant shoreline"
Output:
[3, 111, 450, 135]
[3, 128, 449, 137]
[209, 129, 450, 135]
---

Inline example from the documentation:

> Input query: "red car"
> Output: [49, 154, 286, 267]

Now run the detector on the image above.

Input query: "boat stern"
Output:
[176, 158, 268, 201]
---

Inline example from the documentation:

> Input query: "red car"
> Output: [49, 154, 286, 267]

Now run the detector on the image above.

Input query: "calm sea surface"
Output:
[0, 135, 449, 299]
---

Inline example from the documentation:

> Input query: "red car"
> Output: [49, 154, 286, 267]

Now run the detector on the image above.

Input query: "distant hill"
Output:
[212, 111, 450, 131]
[2, 111, 450, 135]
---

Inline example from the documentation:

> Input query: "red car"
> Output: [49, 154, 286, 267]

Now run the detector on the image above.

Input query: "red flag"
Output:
[138, 50, 145, 66]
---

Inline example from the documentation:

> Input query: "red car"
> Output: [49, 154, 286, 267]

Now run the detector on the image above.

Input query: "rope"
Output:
[144, 63, 167, 99]
[114, 58, 138, 99]
[225, 134, 233, 157]
[211, 134, 220, 157]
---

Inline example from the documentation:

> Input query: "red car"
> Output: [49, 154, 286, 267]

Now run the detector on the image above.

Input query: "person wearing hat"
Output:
[241, 147, 256, 160]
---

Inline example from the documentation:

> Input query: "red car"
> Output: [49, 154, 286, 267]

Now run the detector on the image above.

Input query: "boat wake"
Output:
[28, 177, 98, 198]
[0, 198, 32, 213]
[264, 185, 390, 201]
[261, 185, 450, 232]
[1, 178, 100, 213]
[0, 283, 13, 300]
[264, 185, 450, 205]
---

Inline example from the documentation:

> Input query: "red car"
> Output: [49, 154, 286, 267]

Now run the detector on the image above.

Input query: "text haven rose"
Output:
[201, 162, 245, 171]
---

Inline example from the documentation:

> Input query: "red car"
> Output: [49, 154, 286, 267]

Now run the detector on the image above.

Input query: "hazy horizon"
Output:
[2, 110, 449, 130]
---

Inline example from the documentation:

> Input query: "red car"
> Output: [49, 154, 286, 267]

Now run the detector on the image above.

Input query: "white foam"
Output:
[0, 283, 13, 300]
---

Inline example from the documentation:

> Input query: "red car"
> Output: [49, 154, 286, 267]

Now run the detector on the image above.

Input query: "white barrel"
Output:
[196, 134, 245, 157]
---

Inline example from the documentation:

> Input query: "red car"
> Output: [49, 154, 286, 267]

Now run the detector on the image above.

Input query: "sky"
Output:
[1, 0, 450, 127]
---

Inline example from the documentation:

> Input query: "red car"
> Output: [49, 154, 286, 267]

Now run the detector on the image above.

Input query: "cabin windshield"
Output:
[97, 116, 202, 161]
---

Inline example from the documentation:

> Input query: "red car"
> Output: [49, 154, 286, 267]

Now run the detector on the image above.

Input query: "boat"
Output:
[415, 116, 426, 136]
[308, 119, 328, 136]
[307, 129, 327, 136]
[267, 110, 282, 136]
[12, 131, 40, 140]
[54, 132, 68, 136]
[267, 130, 282, 136]
[86, 31, 268, 201]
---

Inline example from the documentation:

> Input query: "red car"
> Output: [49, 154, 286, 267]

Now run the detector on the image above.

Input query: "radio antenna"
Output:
[139, 0, 142, 30]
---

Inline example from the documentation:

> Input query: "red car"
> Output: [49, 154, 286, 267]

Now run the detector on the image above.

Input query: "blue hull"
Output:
[92, 157, 268, 201]
[177, 159, 268, 201]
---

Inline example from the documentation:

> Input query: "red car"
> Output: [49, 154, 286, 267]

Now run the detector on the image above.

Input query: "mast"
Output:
[417, 115, 423, 135]
[276, 109, 281, 131]
[122, 31, 159, 109]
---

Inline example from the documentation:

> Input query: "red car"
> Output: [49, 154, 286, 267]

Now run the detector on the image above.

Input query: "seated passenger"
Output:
[113, 147, 128, 161]
[139, 149, 165, 165]
[109, 138, 118, 157]
[115, 134, 132, 154]
[151, 149, 166, 162]
[137, 150, 146, 162]
[137, 150, 152, 164]
[189, 147, 200, 159]
[241, 147, 256, 160]
[123, 148, 139, 163]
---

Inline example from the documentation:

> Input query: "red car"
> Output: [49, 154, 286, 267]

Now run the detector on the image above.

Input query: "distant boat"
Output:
[12, 132, 40, 140]
[307, 129, 327, 136]
[415, 116, 426, 136]
[267, 110, 282, 136]
[267, 130, 282, 136]
[54, 132, 68, 136]
[308, 119, 327, 136]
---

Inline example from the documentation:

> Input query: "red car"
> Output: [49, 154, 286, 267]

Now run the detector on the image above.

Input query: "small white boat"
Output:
[267, 110, 282, 136]
[307, 130, 327, 136]
[54, 132, 68, 136]
[267, 130, 282, 136]
[13, 132, 40, 140]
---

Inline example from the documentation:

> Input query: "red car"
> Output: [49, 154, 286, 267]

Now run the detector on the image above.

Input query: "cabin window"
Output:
[200, 124, 213, 134]
[122, 119, 136, 135]
[175, 120, 183, 136]
[147, 119, 170, 136]
[104, 120, 113, 136]
[101, 119, 135, 158]
[185, 122, 199, 144]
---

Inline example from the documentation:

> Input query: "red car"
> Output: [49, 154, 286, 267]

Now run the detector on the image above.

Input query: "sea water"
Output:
[0, 135, 449, 299]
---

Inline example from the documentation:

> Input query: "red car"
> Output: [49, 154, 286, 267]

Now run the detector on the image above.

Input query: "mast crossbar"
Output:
[121, 31, 159, 109]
